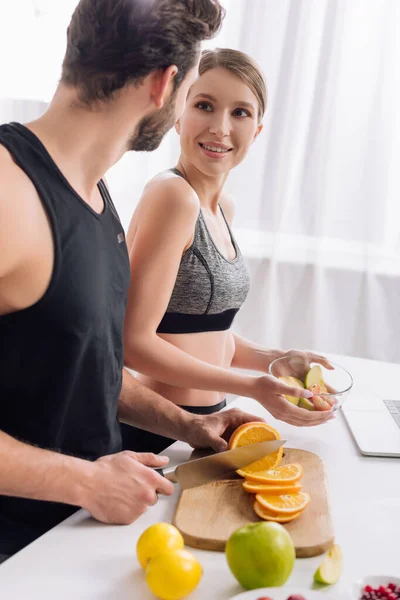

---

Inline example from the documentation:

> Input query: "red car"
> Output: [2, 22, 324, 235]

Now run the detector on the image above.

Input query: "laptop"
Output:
[342, 394, 400, 457]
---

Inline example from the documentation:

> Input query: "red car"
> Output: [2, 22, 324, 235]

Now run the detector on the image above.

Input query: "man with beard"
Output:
[0, 0, 264, 562]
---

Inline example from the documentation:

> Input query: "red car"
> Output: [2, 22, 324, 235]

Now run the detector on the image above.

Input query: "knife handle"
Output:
[155, 467, 178, 483]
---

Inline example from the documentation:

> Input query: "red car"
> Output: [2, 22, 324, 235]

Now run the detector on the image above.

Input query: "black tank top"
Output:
[0, 123, 130, 554]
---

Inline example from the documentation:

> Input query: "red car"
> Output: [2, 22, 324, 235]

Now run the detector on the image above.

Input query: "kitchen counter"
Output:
[0, 354, 399, 599]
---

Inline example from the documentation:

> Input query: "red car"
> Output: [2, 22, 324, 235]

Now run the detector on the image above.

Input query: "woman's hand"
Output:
[269, 348, 334, 378]
[249, 374, 334, 427]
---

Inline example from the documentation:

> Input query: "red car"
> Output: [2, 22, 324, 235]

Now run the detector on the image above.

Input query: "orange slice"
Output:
[244, 463, 303, 484]
[256, 491, 311, 515]
[227, 422, 283, 476]
[253, 501, 302, 523]
[243, 480, 302, 495]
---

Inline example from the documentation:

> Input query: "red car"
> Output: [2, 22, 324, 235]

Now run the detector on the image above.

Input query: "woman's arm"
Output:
[231, 334, 284, 372]
[123, 179, 330, 426]
[231, 334, 333, 374]
[123, 176, 256, 397]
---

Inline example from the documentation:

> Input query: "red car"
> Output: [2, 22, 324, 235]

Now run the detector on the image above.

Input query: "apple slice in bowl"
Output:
[270, 357, 353, 413]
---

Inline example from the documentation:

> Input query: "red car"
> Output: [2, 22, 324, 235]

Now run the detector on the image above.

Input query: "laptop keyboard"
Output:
[383, 399, 400, 429]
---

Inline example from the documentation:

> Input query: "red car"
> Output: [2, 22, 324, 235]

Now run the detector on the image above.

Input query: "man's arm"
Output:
[118, 368, 192, 442]
[0, 429, 91, 505]
[118, 368, 265, 452]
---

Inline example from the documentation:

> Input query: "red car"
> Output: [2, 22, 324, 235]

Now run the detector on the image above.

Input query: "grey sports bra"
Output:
[156, 168, 250, 334]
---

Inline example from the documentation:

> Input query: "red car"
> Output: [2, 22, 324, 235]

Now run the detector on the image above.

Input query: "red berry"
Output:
[286, 596, 307, 600]
[365, 586, 373, 592]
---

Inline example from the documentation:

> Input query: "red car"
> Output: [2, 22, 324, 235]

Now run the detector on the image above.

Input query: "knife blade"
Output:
[157, 439, 286, 490]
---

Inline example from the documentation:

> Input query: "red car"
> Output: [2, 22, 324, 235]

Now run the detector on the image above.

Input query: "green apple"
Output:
[225, 522, 295, 590]
[314, 544, 343, 584]
[298, 397, 316, 411]
[279, 376, 305, 406]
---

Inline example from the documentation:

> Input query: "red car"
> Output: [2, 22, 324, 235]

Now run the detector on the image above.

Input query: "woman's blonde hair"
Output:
[199, 48, 267, 122]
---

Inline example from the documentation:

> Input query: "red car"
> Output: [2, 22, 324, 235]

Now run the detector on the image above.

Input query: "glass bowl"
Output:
[269, 355, 353, 412]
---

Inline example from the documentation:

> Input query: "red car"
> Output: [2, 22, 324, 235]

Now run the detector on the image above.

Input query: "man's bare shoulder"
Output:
[0, 145, 43, 277]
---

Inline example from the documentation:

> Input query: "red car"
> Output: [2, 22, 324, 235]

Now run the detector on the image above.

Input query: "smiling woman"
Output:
[120, 48, 333, 454]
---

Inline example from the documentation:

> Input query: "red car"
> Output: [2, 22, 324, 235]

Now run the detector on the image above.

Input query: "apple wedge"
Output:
[313, 544, 343, 584]
[298, 397, 315, 411]
[279, 376, 305, 406]
[304, 365, 328, 393]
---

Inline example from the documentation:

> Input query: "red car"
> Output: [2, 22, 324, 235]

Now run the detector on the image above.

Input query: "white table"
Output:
[0, 354, 399, 599]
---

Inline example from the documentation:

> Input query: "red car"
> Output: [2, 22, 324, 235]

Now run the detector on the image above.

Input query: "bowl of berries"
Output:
[229, 589, 338, 600]
[353, 576, 400, 600]
[269, 357, 353, 413]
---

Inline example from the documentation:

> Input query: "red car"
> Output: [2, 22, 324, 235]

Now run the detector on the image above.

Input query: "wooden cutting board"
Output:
[172, 448, 334, 557]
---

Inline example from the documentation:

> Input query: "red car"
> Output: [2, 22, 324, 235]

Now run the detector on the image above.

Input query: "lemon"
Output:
[314, 544, 343, 584]
[146, 548, 203, 600]
[136, 523, 184, 569]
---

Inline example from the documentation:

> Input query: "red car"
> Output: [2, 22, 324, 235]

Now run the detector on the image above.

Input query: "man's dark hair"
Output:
[61, 0, 225, 104]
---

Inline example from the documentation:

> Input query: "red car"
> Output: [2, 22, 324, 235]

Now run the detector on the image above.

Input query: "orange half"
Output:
[243, 480, 302, 495]
[244, 463, 303, 484]
[256, 491, 311, 515]
[227, 422, 283, 476]
[253, 501, 302, 523]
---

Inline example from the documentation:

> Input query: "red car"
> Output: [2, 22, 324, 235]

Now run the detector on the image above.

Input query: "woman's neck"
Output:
[176, 156, 229, 214]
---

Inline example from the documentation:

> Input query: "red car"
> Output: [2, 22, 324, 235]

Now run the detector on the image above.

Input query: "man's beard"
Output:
[128, 92, 177, 152]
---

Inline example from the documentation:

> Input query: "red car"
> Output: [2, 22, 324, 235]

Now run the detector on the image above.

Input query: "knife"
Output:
[156, 439, 286, 490]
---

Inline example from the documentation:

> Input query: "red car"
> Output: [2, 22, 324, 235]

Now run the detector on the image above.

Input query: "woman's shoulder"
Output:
[138, 170, 200, 219]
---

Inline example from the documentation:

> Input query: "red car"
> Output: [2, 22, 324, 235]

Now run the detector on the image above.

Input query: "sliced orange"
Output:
[256, 491, 311, 515]
[253, 500, 302, 523]
[254, 501, 301, 523]
[227, 422, 283, 476]
[243, 480, 302, 495]
[244, 463, 303, 484]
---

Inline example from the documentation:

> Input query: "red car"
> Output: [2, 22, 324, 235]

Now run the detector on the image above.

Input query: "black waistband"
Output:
[157, 308, 238, 334]
[178, 399, 227, 414]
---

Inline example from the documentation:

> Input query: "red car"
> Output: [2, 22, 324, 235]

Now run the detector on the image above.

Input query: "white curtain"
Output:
[1, 0, 399, 362]
[224, 0, 400, 364]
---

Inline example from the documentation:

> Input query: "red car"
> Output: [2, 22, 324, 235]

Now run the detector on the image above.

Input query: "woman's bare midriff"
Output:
[136, 329, 236, 407]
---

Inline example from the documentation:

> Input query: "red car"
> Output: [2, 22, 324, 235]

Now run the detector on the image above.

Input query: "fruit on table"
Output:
[313, 543, 343, 584]
[287, 596, 308, 600]
[246, 463, 309, 522]
[279, 375, 305, 406]
[225, 521, 295, 589]
[253, 500, 302, 523]
[228, 422, 283, 476]
[256, 491, 311, 515]
[360, 582, 400, 599]
[145, 548, 202, 600]
[243, 480, 302, 495]
[244, 463, 303, 485]
[228, 420, 310, 524]
[136, 523, 184, 569]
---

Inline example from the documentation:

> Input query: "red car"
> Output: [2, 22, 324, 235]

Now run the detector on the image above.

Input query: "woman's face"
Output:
[177, 67, 263, 176]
